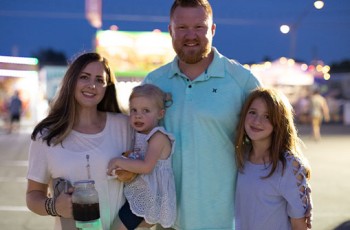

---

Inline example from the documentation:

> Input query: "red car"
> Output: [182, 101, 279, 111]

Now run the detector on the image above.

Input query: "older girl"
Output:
[235, 88, 312, 230]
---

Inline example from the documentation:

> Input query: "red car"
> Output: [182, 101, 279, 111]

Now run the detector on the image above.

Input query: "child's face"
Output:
[129, 96, 164, 134]
[244, 98, 273, 143]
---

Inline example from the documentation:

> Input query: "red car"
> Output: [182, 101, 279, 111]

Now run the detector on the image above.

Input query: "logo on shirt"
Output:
[212, 88, 218, 93]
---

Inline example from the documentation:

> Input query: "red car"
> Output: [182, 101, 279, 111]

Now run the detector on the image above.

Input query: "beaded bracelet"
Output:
[45, 198, 61, 217]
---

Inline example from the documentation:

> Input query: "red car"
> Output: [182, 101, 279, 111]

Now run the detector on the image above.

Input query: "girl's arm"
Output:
[291, 217, 308, 230]
[107, 131, 171, 174]
[26, 179, 73, 218]
[283, 154, 312, 230]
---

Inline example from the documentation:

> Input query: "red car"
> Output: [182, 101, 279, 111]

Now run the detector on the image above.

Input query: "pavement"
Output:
[296, 123, 350, 230]
[0, 123, 349, 229]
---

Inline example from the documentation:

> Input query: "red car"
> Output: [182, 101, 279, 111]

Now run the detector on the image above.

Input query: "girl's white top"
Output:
[124, 126, 176, 228]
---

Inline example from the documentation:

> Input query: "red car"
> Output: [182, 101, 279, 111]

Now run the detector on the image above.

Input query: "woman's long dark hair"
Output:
[31, 52, 121, 146]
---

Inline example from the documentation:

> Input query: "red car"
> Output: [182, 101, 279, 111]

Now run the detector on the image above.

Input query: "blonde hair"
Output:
[129, 84, 172, 111]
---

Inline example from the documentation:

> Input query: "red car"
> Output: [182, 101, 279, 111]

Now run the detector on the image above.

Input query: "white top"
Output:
[124, 126, 176, 228]
[27, 113, 133, 230]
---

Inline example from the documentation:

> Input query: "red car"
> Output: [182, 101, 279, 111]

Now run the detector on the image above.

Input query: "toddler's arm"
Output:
[107, 131, 171, 175]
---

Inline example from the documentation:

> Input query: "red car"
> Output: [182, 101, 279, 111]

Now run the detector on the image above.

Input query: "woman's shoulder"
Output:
[106, 113, 133, 138]
[31, 128, 49, 141]
[107, 112, 129, 123]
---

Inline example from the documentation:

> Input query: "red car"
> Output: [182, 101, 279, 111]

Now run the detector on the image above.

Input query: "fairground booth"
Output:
[0, 56, 40, 129]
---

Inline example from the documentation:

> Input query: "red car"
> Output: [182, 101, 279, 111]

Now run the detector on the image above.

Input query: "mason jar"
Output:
[72, 180, 102, 229]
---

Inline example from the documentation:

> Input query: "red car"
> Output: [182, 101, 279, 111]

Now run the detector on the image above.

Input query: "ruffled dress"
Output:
[124, 126, 176, 228]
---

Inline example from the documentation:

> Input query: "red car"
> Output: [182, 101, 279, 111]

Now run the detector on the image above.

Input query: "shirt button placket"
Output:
[185, 79, 193, 101]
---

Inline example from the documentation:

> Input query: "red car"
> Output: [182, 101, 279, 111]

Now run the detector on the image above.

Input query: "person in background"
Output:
[7, 90, 23, 133]
[143, 0, 261, 229]
[235, 88, 312, 230]
[26, 52, 133, 230]
[310, 88, 330, 141]
[108, 84, 176, 230]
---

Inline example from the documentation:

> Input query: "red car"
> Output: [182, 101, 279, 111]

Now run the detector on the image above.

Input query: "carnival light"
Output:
[314, 0, 324, 10]
[0, 69, 38, 78]
[0, 56, 38, 65]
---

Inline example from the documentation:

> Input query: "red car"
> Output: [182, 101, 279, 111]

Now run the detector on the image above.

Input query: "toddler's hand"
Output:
[106, 157, 120, 176]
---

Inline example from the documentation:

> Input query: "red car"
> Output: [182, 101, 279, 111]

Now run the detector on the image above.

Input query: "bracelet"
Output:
[45, 198, 61, 217]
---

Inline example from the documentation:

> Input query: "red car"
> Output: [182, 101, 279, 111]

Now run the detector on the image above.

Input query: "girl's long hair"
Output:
[31, 52, 121, 146]
[235, 87, 310, 178]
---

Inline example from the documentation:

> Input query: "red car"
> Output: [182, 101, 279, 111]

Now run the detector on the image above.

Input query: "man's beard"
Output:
[174, 43, 211, 64]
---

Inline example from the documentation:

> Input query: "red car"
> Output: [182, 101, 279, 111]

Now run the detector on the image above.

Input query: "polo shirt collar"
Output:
[169, 47, 225, 80]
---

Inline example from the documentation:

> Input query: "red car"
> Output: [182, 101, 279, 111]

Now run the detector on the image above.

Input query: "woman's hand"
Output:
[55, 187, 74, 218]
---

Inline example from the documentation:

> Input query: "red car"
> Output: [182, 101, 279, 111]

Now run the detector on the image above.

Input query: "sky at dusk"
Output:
[1, 0, 350, 65]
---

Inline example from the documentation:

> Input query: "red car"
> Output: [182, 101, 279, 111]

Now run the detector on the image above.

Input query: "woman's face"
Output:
[74, 61, 108, 109]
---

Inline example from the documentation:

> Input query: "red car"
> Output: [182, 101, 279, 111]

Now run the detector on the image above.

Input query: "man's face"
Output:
[169, 6, 215, 64]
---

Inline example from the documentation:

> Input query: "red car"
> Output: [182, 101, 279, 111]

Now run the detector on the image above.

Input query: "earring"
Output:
[244, 132, 250, 144]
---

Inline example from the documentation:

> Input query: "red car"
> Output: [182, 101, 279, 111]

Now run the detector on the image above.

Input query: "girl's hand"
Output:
[304, 187, 313, 229]
[291, 217, 308, 230]
[107, 157, 121, 176]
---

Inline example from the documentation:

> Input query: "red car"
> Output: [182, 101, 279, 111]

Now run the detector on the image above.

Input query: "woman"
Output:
[26, 52, 133, 230]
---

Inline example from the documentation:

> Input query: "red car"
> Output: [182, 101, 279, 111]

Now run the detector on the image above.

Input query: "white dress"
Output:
[124, 126, 176, 228]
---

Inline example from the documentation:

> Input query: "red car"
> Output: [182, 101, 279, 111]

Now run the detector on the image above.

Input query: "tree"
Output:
[330, 60, 350, 73]
[32, 48, 67, 67]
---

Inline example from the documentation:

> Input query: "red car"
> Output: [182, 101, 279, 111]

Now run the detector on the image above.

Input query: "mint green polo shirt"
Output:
[143, 48, 261, 230]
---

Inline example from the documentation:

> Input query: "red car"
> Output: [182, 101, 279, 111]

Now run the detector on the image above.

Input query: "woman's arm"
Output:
[26, 180, 49, 216]
[26, 179, 73, 218]
[107, 131, 171, 174]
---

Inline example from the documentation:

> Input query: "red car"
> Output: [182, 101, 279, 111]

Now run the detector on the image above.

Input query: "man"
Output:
[144, 0, 261, 229]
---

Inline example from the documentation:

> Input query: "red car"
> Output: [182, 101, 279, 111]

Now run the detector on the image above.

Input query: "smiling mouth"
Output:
[82, 91, 95, 97]
[184, 39, 199, 47]
[250, 126, 263, 132]
[185, 42, 197, 47]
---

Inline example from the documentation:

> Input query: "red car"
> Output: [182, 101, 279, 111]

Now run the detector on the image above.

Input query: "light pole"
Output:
[280, 0, 324, 60]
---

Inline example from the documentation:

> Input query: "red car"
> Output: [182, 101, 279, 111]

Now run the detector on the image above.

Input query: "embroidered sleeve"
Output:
[281, 154, 312, 218]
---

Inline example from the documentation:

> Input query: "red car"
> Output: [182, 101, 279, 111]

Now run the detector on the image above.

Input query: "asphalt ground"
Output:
[0, 123, 349, 230]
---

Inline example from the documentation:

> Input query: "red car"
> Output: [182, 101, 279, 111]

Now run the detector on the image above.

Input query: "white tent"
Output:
[250, 58, 314, 87]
